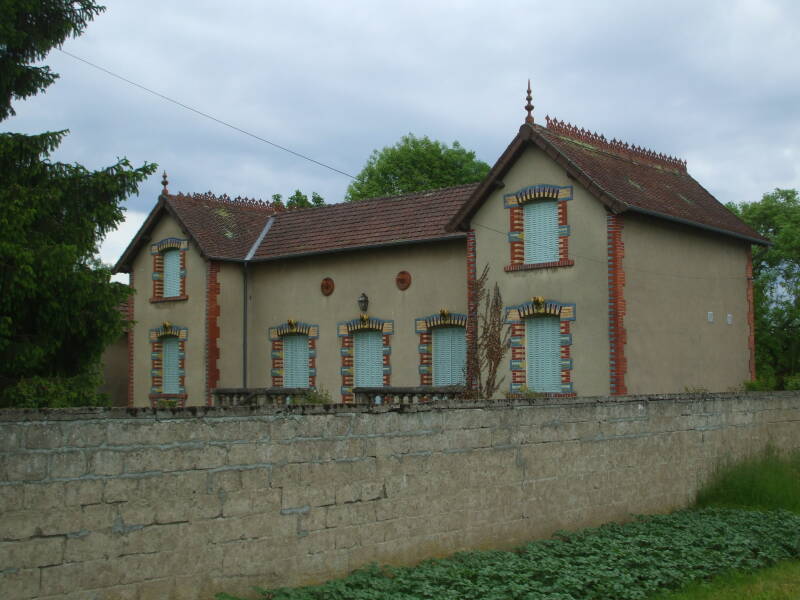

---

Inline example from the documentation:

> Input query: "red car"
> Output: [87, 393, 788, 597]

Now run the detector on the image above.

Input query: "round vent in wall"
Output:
[321, 277, 335, 296]
[396, 271, 412, 291]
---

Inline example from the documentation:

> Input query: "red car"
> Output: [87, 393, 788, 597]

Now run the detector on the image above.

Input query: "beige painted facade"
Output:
[245, 241, 467, 396]
[130, 215, 208, 407]
[623, 213, 751, 393]
[471, 147, 612, 396]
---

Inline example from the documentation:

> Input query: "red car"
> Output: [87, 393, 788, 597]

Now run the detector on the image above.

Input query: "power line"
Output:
[56, 48, 356, 179]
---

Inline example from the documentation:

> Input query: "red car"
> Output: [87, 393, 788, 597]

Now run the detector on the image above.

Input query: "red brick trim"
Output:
[127, 272, 135, 408]
[607, 214, 627, 395]
[746, 247, 755, 380]
[206, 261, 221, 406]
[340, 336, 353, 402]
[418, 331, 432, 385]
[465, 230, 478, 391]
[505, 259, 574, 272]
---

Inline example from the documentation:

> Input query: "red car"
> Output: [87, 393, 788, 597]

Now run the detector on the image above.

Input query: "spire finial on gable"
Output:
[161, 171, 169, 195]
[524, 79, 534, 125]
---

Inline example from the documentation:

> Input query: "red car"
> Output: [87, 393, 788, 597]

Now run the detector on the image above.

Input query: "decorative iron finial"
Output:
[161, 171, 169, 195]
[524, 79, 534, 125]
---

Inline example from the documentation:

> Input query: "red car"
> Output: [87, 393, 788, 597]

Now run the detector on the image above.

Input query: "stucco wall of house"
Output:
[131, 214, 208, 407]
[242, 240, 468, 399]
[471, 146, 611, 396]
[623, 213, 751, 393]
[217, 262, 245, 389]
[98, 334, 128, 407]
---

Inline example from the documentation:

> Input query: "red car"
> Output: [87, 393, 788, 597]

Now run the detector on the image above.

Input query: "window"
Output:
[269, 322, 319, 389]
[161, 336, 181, 394]
[504, 184, 573, 271]
[149, 323, 188, 407]
[526, 316, 561, 393]
[282, 334, 310, 388]
[432, 326, 467, 385]
[505, 299, 574, 396]
[523, 201, 559, 264]
[162, 249, 181, 297]
[150, 238, 188, 302]
[354, 330, 383, 387]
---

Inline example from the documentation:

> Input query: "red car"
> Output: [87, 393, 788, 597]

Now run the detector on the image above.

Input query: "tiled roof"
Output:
[251, 184, 475, 260]
[449, 121, 768, 245]
[166, 192, 283, 260]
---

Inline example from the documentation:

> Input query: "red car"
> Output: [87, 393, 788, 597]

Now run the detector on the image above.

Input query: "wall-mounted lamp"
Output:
[358, 292, 369, 313]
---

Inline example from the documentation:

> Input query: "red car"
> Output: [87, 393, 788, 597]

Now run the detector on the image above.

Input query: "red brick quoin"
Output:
[607, 214, 627, 395]
[206, 261, 221, 405]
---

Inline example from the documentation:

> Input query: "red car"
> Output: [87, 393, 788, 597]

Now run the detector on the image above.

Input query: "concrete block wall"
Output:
[1, 392, 799, 599]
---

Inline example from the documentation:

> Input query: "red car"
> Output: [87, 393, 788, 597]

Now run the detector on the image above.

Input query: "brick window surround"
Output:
[505, 298, 576, 396]
[415, 311, 468, 386]
[150, 238, 188, 302]
[504, 184, 574, 272]
[269, 321, 319, 388]
[337, 316, 393, 402]
[149, 323, 188, 407]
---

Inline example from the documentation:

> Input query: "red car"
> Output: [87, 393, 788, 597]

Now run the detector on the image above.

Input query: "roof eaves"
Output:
[252, 233, 467, 263]
[113, 197, 167, 273]
[446, 125, 628, 232]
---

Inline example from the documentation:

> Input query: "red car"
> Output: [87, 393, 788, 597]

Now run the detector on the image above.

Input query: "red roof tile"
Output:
[251, 184, 475, 260]
[449, 121, 768, 245]
[166, 192, 283, 260]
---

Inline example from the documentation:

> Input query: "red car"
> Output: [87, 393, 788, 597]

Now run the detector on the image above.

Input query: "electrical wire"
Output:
[56, 48, 356, 179]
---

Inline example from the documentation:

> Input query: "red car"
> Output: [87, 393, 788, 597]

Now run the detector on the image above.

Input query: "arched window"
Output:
[526, 315, 561, 393]
[149, 238, 187, 302]
[432, 326, 466, 386]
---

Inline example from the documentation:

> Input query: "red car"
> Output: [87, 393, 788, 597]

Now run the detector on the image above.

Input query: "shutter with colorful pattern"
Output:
[161, 336, 180, 394]
[526, 317, 561, 392]
[282, 334, 309, 388]
[354, 330, 383, 387]
[163, 249, 181, 297]
[523, 201, 558, 263]
[433, 327, 467, 385]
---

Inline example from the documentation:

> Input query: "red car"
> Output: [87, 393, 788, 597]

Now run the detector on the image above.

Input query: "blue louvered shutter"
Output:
[283, 334, 309, 388]
[354, 330, 383, 387]
[526, 317, 561, 393]
[433, 327, 466, 385]
[523, 201, 559, 263]
[163, 249, 181, 297]
[162, 336, 180, 394]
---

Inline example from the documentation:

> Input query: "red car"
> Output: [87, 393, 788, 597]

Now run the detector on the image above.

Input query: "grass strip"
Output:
[649, 559, 800, 600]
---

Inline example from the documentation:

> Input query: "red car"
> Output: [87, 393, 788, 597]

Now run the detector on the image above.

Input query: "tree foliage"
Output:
[0, 1, 156, 404]
[345, 134, 490, 202]
[728, 189, 800, 389]
[271, 190, 325, 209]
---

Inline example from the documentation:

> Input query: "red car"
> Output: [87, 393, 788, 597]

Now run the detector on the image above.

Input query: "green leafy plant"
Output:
[299, 387, 333, 404]
[0, 368, 110, 409]
[216, 509, 800, 600]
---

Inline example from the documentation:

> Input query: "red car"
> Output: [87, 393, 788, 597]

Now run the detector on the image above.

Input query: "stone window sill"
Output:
[150, 295, 189, 304]
[504, 259, 575, 272]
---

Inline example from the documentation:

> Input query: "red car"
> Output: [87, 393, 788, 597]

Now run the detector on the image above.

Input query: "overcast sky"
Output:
[4, 0, 799, 272]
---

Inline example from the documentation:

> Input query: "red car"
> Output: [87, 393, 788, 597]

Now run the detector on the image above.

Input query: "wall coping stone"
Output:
[0, 391, 795, 423]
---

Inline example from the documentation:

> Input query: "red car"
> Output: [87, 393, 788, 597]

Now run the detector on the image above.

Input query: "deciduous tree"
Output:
[728, 189, 800, 389]
[345, 134, 490, 202]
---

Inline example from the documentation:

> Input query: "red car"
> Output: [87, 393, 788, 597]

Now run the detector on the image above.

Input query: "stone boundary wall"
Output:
[1, 392, 799, 599]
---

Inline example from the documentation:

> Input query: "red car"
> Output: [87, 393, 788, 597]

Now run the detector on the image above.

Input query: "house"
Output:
[114, 88, 768, 407]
